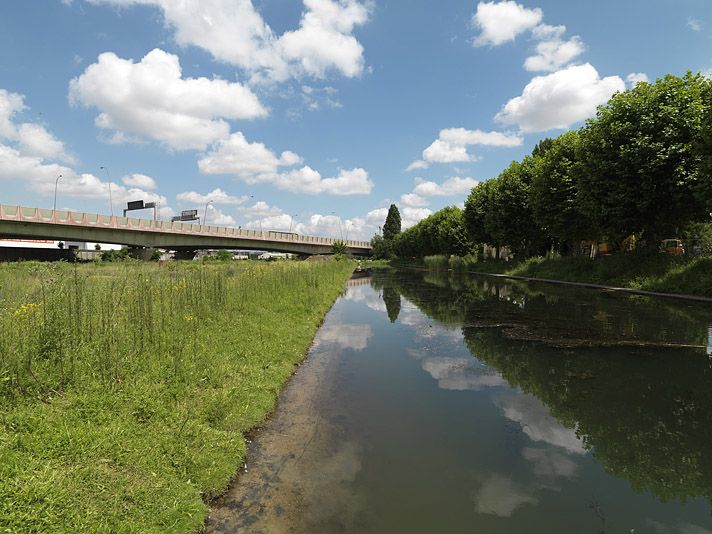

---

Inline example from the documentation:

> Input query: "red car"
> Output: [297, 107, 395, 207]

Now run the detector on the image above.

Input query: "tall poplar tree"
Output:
[382, 204, 402, 240]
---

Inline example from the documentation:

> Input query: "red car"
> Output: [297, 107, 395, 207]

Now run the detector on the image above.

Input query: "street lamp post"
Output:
[203, 199, 214, 226]
[289, 214, 298, 233]
[53, 174, 62, 216]
[99, 166, 114, 217]
[331, 211, 343, 240]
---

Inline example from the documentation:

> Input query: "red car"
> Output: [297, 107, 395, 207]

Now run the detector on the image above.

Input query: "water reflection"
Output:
[388, 270, 712, 511]
[208, 270, 712, 533]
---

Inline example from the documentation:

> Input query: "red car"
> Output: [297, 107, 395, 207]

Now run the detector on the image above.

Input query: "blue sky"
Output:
[0, 0, 710, 239]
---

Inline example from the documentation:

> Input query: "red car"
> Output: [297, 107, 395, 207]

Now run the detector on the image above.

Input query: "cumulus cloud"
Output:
[524, 35, 585, 72]
[240, 201, 283, 219]
[400, 193, 429, 207]
[473, 1, 543, 46]
[0, 89, 76, 164]
[197, 132, 301, 177]
[203, 204, 236, 226]
[0, 88, 174, 213]
[122, 173, 157, 190]
[69, 49, 266, 150]
[410, 128, 522, 169]
[176, 188, 248, 205]
[86, 0, 371, 83]
[495, 63, 625, 133]
[626, 72, 649, 88]
[413, 176, 479, 197]
[199, 135, 373, 196]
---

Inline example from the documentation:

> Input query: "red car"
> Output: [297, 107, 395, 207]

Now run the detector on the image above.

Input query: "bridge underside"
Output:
[0, 220, 371, 257]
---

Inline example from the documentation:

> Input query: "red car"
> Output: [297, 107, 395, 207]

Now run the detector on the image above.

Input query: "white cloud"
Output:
[687, 18, 702, 32]
[400, 193, 429, 207]
[0, 88, 174, 215]
[122, 173, 157, 190]
[198, 132, 301, 177]
[495, 63, 625, 133]
[204, 204, 236, 226]
[0, 89, 76, 164]
[401, 206, 432, 229]
[69, 49, 267, 150]
[200, 135, 373, 196]
[524, 35, 585, 72]
[413, 128, 522, 168]
[176, 188, 248, 205]
[405, 160, 428, 172]
[240, 201, 283, 219]
[87, 0, 371, 83]
[473, 1, 543, 46]
[626, 72, 649, 88]
[413, 176, 479, 197]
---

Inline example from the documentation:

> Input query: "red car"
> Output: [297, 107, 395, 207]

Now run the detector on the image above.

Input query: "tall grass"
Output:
[0, 260, 354, 532]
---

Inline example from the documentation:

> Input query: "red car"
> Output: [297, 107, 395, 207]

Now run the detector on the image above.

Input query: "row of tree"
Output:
[378, 72, 712, 259]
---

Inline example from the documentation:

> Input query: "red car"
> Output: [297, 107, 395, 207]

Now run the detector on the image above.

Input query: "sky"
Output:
[0, 0, 710, 240]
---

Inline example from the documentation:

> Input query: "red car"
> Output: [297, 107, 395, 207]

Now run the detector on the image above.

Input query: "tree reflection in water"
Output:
[375, 270, 712, 508]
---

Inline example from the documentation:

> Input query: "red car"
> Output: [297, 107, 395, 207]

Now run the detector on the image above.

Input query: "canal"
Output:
[207, 269, 712, 533]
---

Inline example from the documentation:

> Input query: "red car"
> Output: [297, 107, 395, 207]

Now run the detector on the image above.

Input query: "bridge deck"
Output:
[0, 205, 371, 256]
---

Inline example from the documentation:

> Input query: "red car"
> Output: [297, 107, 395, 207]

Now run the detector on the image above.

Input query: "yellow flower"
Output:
[183, 315, 194, 322]
[14, 303, 38, 316]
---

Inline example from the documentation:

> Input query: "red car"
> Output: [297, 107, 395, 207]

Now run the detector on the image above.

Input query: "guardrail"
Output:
[0, 205, 372, 249]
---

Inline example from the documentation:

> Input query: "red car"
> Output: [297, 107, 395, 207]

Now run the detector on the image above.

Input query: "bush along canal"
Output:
[0, 260, 355, 532]
[207, 269, 712, 533]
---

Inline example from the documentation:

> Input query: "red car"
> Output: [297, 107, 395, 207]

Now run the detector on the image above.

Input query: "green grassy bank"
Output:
[0, 260, 354, 532]
[418, 253, 712, 298]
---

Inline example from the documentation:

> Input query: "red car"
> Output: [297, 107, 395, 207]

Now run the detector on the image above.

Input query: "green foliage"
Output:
[331, 240, 347, 256]
[577, 72, 711, 245]
[370, 234, 393, 259]
[100, 247, 130, 262]
[531, 130, 590, 248]
[0, 261, 354, 532]
[382, 204, 401, 241]
[393, 206, 473, 258]
[215, 249, 232, 261]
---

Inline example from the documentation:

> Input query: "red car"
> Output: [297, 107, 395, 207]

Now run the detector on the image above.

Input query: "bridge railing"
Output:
[0, 205, 371, 249]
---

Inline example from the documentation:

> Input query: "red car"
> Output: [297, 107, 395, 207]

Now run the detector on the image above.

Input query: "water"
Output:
[207, 270, 712, 533]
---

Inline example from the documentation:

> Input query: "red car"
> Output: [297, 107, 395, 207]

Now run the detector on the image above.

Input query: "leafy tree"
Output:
[483, 158, 545, 257]
[531, 137, 554, 158]
[370, 234, 393, 259]
[577, 72, 711, 246]
[331, 240, 347, 256]
[392, 206, 472, 258]
[530, 130, 590, 252]
[464, 179, 497, 250]
[382, 204, 402, 241]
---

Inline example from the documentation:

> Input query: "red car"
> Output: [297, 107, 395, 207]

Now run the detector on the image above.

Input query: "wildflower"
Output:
[184, 315, 194, 322]
[14, 303, 38, 316]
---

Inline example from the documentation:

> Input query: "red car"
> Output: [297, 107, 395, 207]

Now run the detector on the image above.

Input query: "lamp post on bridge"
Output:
[331, 211, 343, 240]
[203, 199, 214, 226]
[289, 213, 298, 233]
[99, 166, 114, 217]
[53, 174, 62, 216]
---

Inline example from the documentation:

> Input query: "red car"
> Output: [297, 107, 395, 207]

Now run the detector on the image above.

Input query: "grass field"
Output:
[0, 259, 354, 532]
[417, 252, 712, 298]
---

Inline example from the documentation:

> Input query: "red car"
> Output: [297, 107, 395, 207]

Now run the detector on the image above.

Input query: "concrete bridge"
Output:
[0, 205, 372, 257]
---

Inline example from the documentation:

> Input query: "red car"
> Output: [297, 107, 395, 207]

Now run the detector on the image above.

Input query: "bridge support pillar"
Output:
[174, 249, 197, 260]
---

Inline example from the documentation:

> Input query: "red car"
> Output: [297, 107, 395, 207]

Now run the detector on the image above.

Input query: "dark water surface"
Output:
[207, 270, 712, 533]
